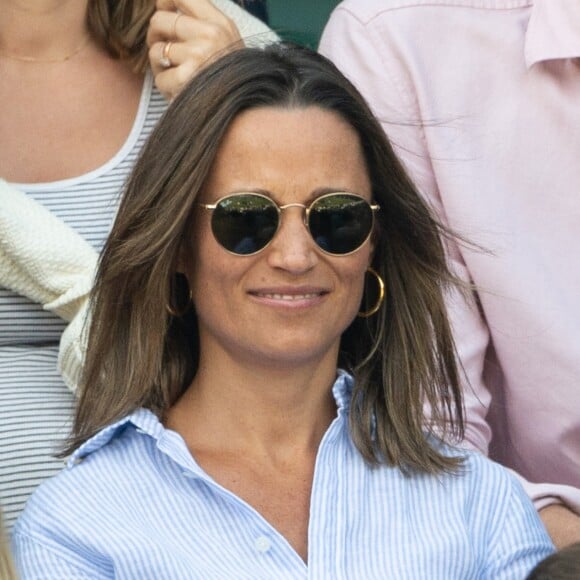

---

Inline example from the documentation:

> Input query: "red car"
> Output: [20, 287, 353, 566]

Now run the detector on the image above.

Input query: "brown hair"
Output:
[87, 0, 154, 72]
[527, 543, 580, 580]
[68, 43, 465, 473]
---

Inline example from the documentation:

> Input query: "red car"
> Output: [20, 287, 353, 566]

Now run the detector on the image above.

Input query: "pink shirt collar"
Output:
[525, 0, 580, 67]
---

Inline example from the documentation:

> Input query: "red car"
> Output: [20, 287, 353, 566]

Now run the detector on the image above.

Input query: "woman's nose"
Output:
[266, 207, 318, 273]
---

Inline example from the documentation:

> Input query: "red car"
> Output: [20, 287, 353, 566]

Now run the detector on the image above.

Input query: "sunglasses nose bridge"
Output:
[278, 202, 309, 229]
[278, 202, 308, 211]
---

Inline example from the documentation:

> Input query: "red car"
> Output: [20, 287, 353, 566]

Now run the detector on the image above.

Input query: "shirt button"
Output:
[254, 536, 272, 553]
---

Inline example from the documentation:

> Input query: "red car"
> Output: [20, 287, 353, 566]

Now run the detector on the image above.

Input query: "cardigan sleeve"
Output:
[0, 179, 97, 322]
[0, 179, 95, 392]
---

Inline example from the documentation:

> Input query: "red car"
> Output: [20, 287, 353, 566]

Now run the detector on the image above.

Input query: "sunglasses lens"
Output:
[309, 194, 374, 254]
[211, 194, 278, 255]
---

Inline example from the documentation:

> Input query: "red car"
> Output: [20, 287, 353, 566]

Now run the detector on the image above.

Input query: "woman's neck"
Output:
[166, 354, 339, 461]
[0, 0, 90, 61]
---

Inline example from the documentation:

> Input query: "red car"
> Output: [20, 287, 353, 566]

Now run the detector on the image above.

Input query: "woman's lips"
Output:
[248, 287, 329, 307]
[255, 292, 320, 300]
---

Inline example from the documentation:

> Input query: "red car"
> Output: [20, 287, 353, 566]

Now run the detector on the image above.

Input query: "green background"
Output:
[267, 1, 341, 48]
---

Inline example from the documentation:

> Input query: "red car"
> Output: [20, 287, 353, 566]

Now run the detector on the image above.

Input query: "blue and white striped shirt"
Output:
[13, 373, 553, 579]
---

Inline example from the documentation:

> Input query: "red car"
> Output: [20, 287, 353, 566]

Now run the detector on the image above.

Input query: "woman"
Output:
[13, 45, 552, 577]
[0, 0, 275, 531]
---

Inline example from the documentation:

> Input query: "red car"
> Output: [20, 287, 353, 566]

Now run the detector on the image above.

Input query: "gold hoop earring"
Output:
[166, 288, 193, 317]
[166, 276, 193, 317]
[357, 267, 385, 318]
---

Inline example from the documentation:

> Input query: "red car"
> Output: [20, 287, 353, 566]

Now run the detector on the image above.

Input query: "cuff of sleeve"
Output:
[58, 301, 90, 394]
[510, 471, 580, 515]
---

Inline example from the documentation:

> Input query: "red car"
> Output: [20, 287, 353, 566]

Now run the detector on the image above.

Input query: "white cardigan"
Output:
[0, 179, 94, 392]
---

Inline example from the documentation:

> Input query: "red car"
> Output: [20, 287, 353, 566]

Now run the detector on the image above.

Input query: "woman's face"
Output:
[184, 105, 373, 369]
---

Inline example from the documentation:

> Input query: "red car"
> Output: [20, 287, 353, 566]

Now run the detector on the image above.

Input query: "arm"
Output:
[147, 0, 278, 101]
[319, 5, 580, 534]
[539, 504, 580, 550]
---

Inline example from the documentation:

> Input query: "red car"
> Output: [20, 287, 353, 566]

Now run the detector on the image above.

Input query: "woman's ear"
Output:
[176, 243, 188, 275]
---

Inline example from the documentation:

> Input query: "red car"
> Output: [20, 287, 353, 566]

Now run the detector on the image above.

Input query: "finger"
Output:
[149, 15, 240, 52]
[150, 37, 230, 72]
[153, 65, 193, 102]
[153, 50, 215, 101]
[176, 16, 239, 48]
[149, 39, 200, 81]
[148, 8, 239, 47]
[150, 37, 234, 100]
[149, 40, 175, 76]
[147, 10, 181, 46]
[156, 0, 230, 23]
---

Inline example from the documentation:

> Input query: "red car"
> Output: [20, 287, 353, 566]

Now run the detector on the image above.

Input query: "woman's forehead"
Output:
[202, 106, 371, 203]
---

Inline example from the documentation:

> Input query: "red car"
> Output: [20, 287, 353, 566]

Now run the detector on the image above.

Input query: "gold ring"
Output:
[172, 13, 182, 38]
[160, 41, 172, 68]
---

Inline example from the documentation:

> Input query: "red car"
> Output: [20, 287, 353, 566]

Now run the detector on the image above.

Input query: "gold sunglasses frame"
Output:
[198, 191, 380, 257]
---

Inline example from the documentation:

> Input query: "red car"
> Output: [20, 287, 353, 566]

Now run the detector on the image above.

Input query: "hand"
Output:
[539, 503, 580, 549]
[147, 0, 242, 101]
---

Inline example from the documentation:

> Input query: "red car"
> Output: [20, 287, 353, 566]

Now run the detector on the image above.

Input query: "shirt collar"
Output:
[525, 0, 580, 68]
[332, 369, 353, 415]
[66, 409, 161, 467]
[67, 371, 355, 466]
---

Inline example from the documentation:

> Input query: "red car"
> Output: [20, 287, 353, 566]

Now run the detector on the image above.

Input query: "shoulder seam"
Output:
[12, 528, 107, 574]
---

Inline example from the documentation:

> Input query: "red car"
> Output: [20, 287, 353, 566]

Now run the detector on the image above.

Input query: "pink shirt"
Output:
[320, 0, 580, 513]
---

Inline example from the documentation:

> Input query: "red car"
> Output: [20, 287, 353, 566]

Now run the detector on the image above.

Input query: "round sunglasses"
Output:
[198, 192, 380, 256]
